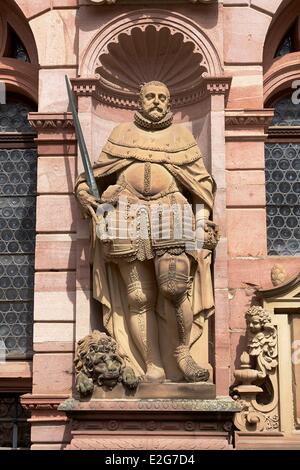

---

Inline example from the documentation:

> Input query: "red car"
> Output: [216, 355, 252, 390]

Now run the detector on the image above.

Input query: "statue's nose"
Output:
[107, 360, 118, 372]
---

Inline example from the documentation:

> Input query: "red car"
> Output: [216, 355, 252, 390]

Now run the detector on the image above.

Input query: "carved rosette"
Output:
[232, 306, 279, 433]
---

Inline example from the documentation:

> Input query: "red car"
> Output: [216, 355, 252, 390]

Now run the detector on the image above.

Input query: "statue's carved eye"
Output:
[145, 93, 155, 100]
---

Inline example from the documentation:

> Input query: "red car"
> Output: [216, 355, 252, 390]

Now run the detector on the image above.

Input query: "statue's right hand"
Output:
[76, 189, 100, 220]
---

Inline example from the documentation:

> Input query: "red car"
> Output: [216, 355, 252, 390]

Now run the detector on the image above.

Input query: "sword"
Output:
[65, 75, 100, 200]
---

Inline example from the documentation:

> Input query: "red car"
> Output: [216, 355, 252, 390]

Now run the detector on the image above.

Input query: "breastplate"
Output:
[117, 162, 176, 197]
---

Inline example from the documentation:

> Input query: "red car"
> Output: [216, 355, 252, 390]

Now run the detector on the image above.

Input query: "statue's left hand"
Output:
[203, 220, 220, 250]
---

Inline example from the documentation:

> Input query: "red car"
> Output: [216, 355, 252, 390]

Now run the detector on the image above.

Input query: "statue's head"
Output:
[245, 306, 272, 334]
[139, 81, 170, 122]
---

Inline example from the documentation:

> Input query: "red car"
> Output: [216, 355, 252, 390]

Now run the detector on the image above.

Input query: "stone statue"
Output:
[232, 306, 279, 432]
[74, 331, 140, 395]
[75, 81, 219, 384]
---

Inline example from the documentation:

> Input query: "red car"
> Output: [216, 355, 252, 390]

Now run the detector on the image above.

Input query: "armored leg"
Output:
[155, 253, 209, 382]
[118, 260, 166, 383]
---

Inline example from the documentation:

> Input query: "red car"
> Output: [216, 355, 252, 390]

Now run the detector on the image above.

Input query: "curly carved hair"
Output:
[245, 305, 272, 328]
[74, 330, 118, 375]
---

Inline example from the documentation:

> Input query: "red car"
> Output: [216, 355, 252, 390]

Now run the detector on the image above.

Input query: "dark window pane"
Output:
[271, 97, 300, 126]
[0, 396, 30, 449]
[265, 143, 300, 255]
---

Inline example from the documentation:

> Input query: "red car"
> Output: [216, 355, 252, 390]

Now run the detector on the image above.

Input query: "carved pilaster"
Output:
[232, 306, 279, 433]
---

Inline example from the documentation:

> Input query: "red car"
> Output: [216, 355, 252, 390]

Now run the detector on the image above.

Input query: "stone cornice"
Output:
[225, 109, 274, 129]
[268, 126, 300, 137]
[72, 76, 231, 110]
[28, 113, 74, 131]
[258, 272, 300, 300]
[21, 393, 70, 411]
[205, 76, 232, 95]
[59, 397, 240, 413]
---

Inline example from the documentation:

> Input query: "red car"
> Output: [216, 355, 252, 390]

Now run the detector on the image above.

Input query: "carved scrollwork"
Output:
[232, 306, 279, 433]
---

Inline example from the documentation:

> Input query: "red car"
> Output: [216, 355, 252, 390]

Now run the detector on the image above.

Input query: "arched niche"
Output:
[0, 0, 38, 103]
[79, 9, 223, 111]
[75, 8, 226, 170]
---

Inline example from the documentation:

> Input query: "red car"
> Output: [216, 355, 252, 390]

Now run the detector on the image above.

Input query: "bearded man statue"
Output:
[75, 81, 219, 384]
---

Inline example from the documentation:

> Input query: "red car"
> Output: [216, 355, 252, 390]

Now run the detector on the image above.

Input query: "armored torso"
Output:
[116, 162, 178, 198]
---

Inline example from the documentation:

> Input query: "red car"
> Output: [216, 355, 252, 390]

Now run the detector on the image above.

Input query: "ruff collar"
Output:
[134, 111, 173, 130]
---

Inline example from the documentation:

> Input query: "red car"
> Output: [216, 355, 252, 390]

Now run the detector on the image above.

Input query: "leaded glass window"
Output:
[266, 95, 300, 256]
[3, 25, 30, 63]
[272, 97, 300, 126]
[0, 98, 36, 358]
[275, 23, 296, 58]
[0, 395, 30, 449]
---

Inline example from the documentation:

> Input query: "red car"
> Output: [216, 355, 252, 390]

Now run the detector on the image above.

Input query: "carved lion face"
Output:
[87, 350, 124, 389]
[140, 83, 170, 122]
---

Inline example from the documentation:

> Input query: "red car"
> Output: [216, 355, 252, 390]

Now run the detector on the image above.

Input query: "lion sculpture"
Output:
[74, 330, 140, 396]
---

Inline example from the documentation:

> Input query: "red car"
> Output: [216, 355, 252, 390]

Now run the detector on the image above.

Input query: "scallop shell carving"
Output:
[95, 25, 208, 106]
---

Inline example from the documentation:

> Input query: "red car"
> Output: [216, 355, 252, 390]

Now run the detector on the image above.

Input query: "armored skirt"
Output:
[97, 163, 198, 263]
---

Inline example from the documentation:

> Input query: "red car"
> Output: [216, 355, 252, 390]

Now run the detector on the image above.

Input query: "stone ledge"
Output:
[91, 382, 216, 400]
[59, 397, 240, 413]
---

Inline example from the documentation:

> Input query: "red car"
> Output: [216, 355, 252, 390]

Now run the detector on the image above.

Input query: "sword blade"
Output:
[65, 75, 100, 199]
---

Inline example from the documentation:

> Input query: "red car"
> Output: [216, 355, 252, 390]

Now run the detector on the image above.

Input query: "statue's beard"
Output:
[143, 108, 168, 122]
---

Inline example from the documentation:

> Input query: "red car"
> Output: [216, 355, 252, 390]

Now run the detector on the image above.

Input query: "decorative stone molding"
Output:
[21, 394, 70, 411]
[225, 110, 274, 130]
[60, 397, 238, 450]
[206, 77, 232, 95]
[264, 52, 300, 104]
[268, 126, 300, 137]
[0, 59, 38, 103]
[263, 2, 300, 71]
[59, 397, 240, 412]
[79, 10, 223, 110]
[72, 76, 231, 110]
[232, 306, 279, 433]
[67, 437, 230, 450]
[28, 113, 74, 131]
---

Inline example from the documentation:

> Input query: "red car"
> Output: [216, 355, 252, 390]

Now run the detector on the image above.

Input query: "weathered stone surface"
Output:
[224, 8, 271, 63]
[36, 196, 77, 232]
[37, 157, 76, 193]
[226, 141, 265, 170]
[34, 291, 76, 322]
[226, 170, 266, 207]
[227, 209, 267, 257]
[91, 382, 216, 400]
[30, 10, 77, 67]
[32, 354, 74, 394]
[34, 323, 75, 348]
[35, 234, 76, 270]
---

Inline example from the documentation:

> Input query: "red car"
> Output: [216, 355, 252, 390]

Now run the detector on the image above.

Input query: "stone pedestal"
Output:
[58, 396, 240, 450]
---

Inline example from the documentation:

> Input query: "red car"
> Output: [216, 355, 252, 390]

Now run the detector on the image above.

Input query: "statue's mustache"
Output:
[150, 106, 163, 112]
